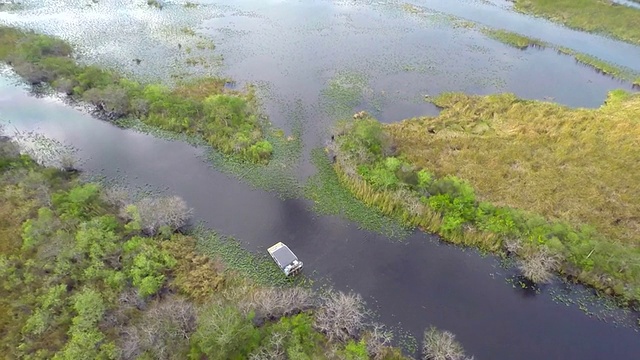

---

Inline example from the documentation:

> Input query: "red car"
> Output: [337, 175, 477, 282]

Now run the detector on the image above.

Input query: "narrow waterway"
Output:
[1, 0, 640, 359]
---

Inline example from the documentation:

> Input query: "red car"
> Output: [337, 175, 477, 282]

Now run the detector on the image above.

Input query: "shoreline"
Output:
[327, 92, 640, 308]
[0, 26, 275, 164]
[513, 0, 640, 46]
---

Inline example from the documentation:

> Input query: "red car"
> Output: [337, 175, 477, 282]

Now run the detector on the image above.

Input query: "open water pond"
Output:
[2, 0, 640, 359]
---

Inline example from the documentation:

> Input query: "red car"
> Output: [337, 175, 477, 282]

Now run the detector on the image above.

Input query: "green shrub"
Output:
[0, 27, 273, 163]
[123, 236, 177, 297]
[190, 306, 261, 360]
[343, 339, 368, 360]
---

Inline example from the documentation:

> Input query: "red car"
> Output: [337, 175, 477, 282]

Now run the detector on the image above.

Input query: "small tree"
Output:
[422, 327, 473, 360]
[124, 196, 192, 235]
[365, 323, 394, 360]
[517, 246, 561, 284]
[314, 291, 367, 343]
[120, 296, 196, 360]
[244, 287, 315, 321]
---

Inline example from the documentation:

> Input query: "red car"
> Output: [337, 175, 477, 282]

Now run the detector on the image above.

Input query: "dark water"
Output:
[2, 0, 640, 359]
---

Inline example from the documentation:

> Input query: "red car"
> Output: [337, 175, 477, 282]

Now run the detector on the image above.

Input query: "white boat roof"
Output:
[268, 242, 298, 268]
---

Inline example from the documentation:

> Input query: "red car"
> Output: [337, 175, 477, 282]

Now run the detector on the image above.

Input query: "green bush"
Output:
[123, 236, 177, 297]
[343, 339, 368, 360]
[190, 306, 261, 360]
[0, 27, 273, 164]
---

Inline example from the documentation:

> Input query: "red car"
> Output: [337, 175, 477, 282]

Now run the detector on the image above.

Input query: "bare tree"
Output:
[101, 186, 131, 208]
[248, 331, 288, 360]
[0, 136, 20, 159]
[120, 296, 196, 360]
[12, 62, 51, 84]
[422, 327, 474, 360]
[314, 291, 367, 343]
[54, 78, 75, 95]
[124, 196, 192, 235]
[82, 85, 130, 117]
[243, 287, 315, 321]
[517, 246, 561, 284]
[365, 323, 394, 360]
[11, 129, 77, 170]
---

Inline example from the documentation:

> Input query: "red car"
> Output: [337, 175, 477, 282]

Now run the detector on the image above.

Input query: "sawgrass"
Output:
[482, 28, 547, 49]
[388, 90, 640, 249]
[514, 0, 640, 45]
[330, 90, 640, 304]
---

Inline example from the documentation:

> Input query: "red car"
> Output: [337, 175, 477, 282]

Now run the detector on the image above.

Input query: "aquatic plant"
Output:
[0, 26, 274, 164]
[304, 149, 411, 239]
[329, 91, 640, 303]
[480, 28, 639, 83]
[147, 0, 163, 9]
[481, 28, 547, 49]
[514, 0, 640, 45]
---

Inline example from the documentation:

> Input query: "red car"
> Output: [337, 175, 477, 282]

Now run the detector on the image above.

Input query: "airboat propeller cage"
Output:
[268, 242, 303, 276]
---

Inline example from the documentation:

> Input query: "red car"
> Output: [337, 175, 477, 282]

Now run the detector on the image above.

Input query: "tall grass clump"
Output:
[330, 90, 640, 304]
[514, 0, 640, 45]
[0, 26, 273, 163]
[480, 28, 639, 83]
[481, 28, 547, 49]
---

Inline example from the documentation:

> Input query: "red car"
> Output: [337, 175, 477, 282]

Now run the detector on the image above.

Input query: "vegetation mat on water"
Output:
[0, 136, 410, 360]
[305, 148, 411, 240]
[514, 0, 640, 45]
[329, 90, 640, 304]
[0, 25, 274, 164]
[481, 28, 547, 50]
[479, 28, 639, 84]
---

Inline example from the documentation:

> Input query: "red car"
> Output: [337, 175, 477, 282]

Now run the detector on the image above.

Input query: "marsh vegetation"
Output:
[514, 0, 640, 45]
[329, 90, 640, 304]
[0, 26, 274, 164]
[480, 28, 639, 84]
[0, 134, 420, 360]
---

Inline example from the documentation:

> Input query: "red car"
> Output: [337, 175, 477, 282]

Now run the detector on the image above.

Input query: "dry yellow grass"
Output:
[387, 91, 640, 247]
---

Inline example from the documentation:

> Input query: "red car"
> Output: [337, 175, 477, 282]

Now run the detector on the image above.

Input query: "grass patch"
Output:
[320, 71, 370, 119]
[557, 46, 637, 79]
[480, 28, 639, 83]
[305, 149, 411, 240]
[0, 26, 274, 164]
[514, 0, 640, 45]
[481, 28, 547, 49]
[329, 91, 640, 304]
[193, 228, 297, 287]
[184, 1, 200, 8]
[147, 0, 163, 9]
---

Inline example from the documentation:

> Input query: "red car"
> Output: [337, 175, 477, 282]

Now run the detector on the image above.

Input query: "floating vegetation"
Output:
[304, 149, 411, 240]
[180, 26, 197, 36]
[0, 0, 24, 11]
[514, 0, 640, 45]
[481, 28, 547, 49]
[320, 71, 371, 119]
[184, 1, 200, 8]
[480, 29, 640, 83]
[193, 226, 299, 287]
[207, 124, 303, 199]
[147, 0, 163, 9]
